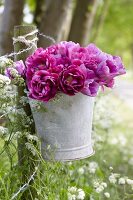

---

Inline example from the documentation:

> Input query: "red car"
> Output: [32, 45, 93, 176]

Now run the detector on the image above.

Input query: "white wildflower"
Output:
[93, 181, 100, 188]
[109, 166, 113, 171]
[78, 167, 85, 175]
[25, 142, 37, 156]
[126, 179, 133, 185]
[68, 187, 85, 200]
[0, 126, 8, 136]
[68, 193, 76, 200]
[10, 68, 19, 77]
[0, 74, 11, 87]
[95, 185, 104, 193]
[77, 189, 85, 200]
[94, 181, 107, 193]
[88, 161, 98, 174]
[101, 182, 107, 188]
[68, 187, 77, 193]
[0, 57, 13, 68]
[27, 134, 39, 142]
[15, 131, 22, 138]
[104, 192, 110, 198]
[109, 173, 119, 184]
[118, 178, 126, 185]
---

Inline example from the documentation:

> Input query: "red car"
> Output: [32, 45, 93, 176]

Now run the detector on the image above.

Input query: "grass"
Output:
[0, 93, 133, 200]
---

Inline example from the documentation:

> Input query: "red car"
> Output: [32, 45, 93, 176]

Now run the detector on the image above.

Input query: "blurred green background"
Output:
[0, 0, 133, 200]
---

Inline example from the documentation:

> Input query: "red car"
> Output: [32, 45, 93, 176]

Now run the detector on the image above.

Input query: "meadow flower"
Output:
[104, 192, 110, 198]
[93, 181, 100, 188]
[95, 185, 104, 193]
[0, 126, 8, 137]
[94, 181, 107, 193]
[109, 166, 114, 171]
[109, 173, 120, 184]
[0, 74, 11, 87]
[118, 177, 126, 185]
[68, 187, 85, 200]
[78, 167, 85, 175]
[0, 57, 13, 68]
[77, 189, 85, 200]
[101, 182, 107, 188]
[68, 193, 76, 200]
[88, 161, 98, 174]
[126, 179, 133, 185]
[68, 187, 78, 193]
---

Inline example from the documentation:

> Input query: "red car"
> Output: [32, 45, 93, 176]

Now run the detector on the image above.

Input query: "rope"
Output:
[0, 29, 56, 61]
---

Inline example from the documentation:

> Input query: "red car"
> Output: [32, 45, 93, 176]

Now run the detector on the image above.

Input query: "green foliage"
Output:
[26, 0, 36, 12]
[0, 89, 133, 199]
[92, 0, 133, 68]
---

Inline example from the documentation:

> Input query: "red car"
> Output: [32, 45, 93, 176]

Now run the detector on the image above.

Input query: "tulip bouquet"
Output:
[5, 42, 126, 102]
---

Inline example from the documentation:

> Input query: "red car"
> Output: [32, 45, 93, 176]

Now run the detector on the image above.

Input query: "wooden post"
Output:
[14, 25, 38, 199]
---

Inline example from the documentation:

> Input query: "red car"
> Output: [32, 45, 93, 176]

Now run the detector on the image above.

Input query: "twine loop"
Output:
[0, 29, 56, 60]
[13, 29, 38, 48]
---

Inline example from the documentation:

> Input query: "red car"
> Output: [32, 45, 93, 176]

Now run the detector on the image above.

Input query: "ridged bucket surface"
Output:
[31, 93, 94, 161]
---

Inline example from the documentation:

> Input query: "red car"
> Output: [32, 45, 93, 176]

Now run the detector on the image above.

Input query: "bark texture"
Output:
[68, 0, 99, 46]
[0, 0, 25, 55]
[34, 0, 46, 27]
[38, 0, 73, 47]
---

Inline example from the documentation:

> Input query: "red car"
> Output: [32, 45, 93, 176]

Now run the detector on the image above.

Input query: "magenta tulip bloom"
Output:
[81, 80, 99, 97]
[96, 55, 126, 88]
[28, 70, 59, 102]
[26, 48, 56, 82]
[59, 64, 87, 95]
[96, 56, 126, 79]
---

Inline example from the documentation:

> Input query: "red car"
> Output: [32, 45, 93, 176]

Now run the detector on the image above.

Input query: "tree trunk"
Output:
[33, 0, 46, 27]
[92, 0, 111, 42]
[68, 0, 99, 46]
[38, 0, 73, 48]
[0, 0, 25, 55]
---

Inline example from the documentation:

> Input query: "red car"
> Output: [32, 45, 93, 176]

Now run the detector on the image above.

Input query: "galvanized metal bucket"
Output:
[31, 93, 94, 161]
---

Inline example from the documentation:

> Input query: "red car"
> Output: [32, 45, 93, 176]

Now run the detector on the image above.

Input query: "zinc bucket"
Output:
[31, 93, 94, 161]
